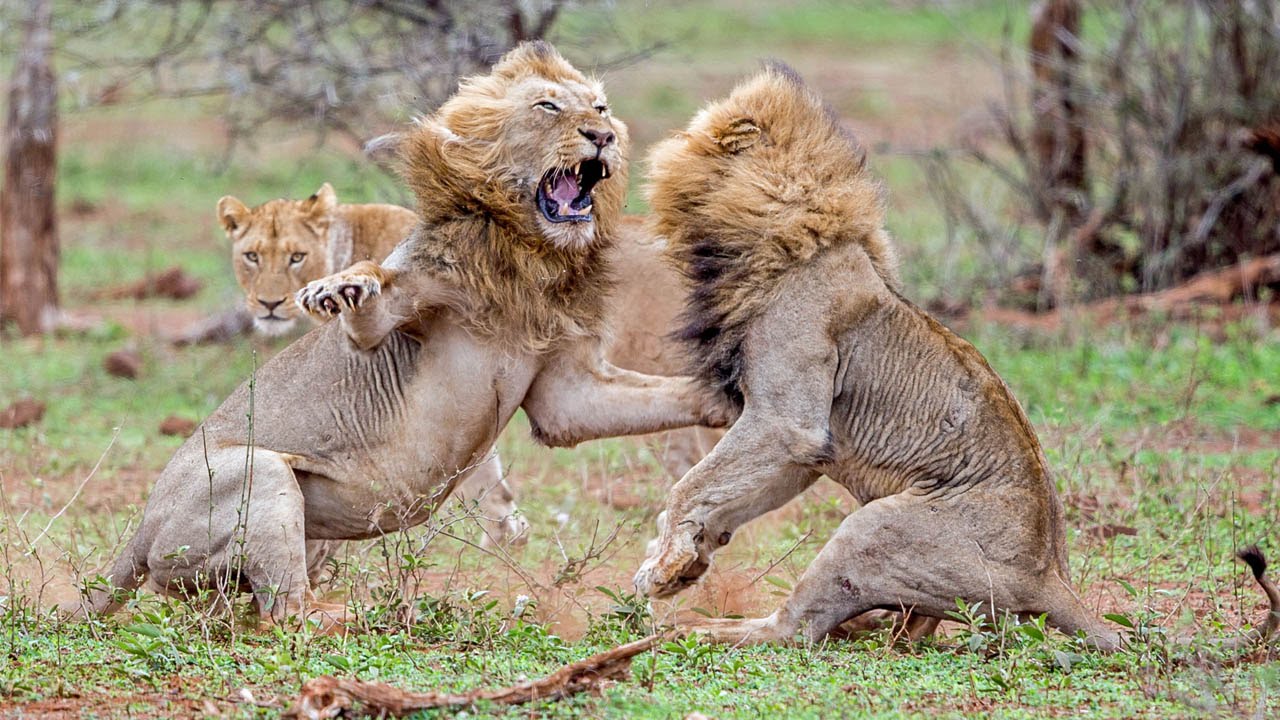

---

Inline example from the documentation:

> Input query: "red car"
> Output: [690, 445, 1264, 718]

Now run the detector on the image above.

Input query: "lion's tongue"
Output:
[549, 173, 583, 214]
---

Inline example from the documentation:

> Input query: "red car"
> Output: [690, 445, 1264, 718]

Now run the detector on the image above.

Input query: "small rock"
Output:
[159, 415, 197, 437]
[104, 349, 142, 379]
[0, 398, 45, 429]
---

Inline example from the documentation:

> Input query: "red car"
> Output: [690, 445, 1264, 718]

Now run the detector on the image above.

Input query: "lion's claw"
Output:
[340, 284, 364, 307]
[297, 272, 381, 320]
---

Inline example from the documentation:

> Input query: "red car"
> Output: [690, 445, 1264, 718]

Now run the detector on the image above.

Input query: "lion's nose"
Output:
[579, 127, 615, 148]
[259, 298, 285, 312]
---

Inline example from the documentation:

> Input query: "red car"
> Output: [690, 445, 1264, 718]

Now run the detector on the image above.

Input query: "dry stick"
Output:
[23, 428, 119, 554]
[285, 633, 668, 719]
[746, 529, 814, 587]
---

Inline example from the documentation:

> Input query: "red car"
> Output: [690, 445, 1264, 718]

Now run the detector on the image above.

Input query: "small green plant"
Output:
[588, 586, 652, 642]
[114, 603, 195, 675]
[662, 634, 721, 673]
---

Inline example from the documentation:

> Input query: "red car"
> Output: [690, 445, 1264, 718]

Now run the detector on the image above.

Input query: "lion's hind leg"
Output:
[687, 491, 1098, 648]
[232, 449, 353, 633]
[146, 445, 348, 633]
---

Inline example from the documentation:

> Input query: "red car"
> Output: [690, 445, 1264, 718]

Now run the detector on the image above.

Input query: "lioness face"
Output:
[217, 184, 336, 335]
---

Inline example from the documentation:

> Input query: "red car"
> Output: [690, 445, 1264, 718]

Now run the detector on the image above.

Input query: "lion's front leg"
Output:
[521, 346, 734, 448]
[296, 261, 411, 350]
[633, 417, 820, 599]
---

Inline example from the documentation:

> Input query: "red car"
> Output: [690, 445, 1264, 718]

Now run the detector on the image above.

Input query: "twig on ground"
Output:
[24, 428, 119, 554]
[285, 633, 668, 719]
[747, 529, 814, 587]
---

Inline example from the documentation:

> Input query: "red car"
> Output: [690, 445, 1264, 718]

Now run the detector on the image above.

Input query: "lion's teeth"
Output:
[574, 163, 581, 176]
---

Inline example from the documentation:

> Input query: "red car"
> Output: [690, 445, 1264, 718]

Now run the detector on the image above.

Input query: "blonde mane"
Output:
[396, 42, 629, 353]
[646, 63, 898, 405]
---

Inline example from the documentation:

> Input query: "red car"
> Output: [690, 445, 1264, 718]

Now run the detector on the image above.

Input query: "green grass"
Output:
[7, 615, 1277, 719]
[4, 316, 1278, 718]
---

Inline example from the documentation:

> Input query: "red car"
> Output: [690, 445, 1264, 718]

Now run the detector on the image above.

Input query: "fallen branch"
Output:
[92, 266, 203, 301]
[285, 633, 665, 719]
[1126, 253, 1280, 310]
[970, 253, 1280, 333]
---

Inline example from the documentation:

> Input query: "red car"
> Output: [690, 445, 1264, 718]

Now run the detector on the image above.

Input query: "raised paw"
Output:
[296, 270, 382, 321]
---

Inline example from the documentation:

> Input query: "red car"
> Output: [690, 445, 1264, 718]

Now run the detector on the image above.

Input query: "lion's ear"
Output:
[305, 183, 337, 218]
[712, 118, 761, 153]
[301, 183, 337, 236]
[216, 196, 250, 235]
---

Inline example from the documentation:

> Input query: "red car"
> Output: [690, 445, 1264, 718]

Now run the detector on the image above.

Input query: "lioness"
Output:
[216, 184, 527, 546]
[217, 183, 417, 337]
[66, 42, 727, 627]
[634, 65, 1278, 650]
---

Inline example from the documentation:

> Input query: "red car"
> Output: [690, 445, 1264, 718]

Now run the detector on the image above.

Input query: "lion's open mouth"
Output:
[536, 159, 609, 224]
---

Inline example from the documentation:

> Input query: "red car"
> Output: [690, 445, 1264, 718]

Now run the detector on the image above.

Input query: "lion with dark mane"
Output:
[634, 64, 1278, 651]
[65, 42, 727, 627]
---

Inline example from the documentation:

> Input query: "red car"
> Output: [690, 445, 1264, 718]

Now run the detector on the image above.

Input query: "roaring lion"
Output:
[66, 42, 727, 628]
[214, 184, 527, 546]
[634, 65, 1278, 651]
[209, 183, 715, 540]
[216, 182, 714, 479]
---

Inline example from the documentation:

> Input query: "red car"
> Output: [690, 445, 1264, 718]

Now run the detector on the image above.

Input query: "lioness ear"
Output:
[302, 183, 336, 236]
[216, 196, 250, 235]
[305, 183, 337, 219]
[713, 118, 761, 153]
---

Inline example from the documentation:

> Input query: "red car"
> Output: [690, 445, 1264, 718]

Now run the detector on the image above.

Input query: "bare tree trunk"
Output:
[1, 0, 59, 335]
[1030, 0, 1086, 224]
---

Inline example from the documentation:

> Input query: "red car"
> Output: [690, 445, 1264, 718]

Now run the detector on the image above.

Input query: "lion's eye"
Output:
[594, 105, 609, 117]
[243, 252, 259, 264]
[290, 252, 306, 265]
[534, 100, 560, 114]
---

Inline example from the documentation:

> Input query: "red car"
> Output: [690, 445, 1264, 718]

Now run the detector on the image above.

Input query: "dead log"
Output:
[1128, 253, 1280, 310]
[976, 253, 1280, 333]
[0, 398, 45, 429]
[1241, 122, 1280, 174]
[172, 307, 254, 346]
[93, 266, 203, 301]
[0, 0, 59, 334]
[158, 415, 197, 437]
[103, 349, 143, 379]
[285, 634, 664, 719]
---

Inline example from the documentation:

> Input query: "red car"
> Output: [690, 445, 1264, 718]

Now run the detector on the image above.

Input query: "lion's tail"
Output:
[61, 531, 148, 618]
[1222, 545, 1280, 651]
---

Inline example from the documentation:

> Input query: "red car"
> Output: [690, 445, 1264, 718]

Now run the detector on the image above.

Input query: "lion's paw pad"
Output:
[297, 274, 381, 318]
